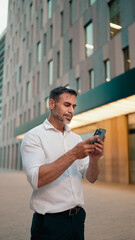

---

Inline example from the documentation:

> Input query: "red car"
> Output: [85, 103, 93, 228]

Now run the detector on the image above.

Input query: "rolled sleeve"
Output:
[21, 132, 45, 190]
[26, 167, 39, 190]
[76, 156, 89, 179]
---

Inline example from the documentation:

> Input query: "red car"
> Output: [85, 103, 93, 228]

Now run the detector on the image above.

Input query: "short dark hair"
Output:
[49, 86, 77, 101]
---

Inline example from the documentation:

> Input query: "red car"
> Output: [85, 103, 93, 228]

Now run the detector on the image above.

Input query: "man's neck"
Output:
[48, 117, 65, 134]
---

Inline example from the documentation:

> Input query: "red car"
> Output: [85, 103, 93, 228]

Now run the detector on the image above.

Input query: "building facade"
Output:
[0, 30, 6, 166]
[0, 30, 6, 122]
[0, 0, 135, 184]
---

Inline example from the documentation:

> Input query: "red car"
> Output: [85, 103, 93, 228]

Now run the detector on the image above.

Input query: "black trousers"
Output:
[31, 207, 86, 240]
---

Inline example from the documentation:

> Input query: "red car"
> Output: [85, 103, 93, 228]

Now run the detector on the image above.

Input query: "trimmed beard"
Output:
[52, 108, 72, 125]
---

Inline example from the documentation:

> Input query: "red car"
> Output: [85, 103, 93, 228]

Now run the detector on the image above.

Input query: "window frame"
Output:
[48, 60, 53, 86]
[85, 21, 94, 58]
[104, 59, 111, 82]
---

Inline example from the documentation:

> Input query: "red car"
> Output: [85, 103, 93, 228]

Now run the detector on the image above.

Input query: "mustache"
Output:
[64, 113, 73, 118]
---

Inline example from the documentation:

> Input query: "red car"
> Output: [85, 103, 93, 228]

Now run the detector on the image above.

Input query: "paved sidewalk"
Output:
[0, 170, 135, 240]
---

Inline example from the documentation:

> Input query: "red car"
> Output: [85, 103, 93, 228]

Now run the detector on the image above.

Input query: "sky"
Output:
[0, 0, 9, 35]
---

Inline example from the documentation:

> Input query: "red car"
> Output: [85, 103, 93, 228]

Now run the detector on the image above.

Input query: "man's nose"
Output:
[68, 105, 74, 114]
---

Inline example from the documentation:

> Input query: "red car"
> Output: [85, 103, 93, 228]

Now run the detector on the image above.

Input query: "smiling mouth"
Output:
[66, 117, 72, 121]
[64, 114, 73, 120]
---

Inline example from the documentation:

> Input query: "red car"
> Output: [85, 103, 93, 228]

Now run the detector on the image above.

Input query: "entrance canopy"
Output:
[15, 68, 135, 139]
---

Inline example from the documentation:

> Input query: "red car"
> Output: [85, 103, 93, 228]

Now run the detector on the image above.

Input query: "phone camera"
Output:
[98, 129, 101, 134]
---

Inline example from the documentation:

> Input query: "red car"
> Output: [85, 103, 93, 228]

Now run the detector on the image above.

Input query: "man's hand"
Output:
[86, 136, 105, 183]
[71, 135, 100, 159]
[89, 136, 105, 162]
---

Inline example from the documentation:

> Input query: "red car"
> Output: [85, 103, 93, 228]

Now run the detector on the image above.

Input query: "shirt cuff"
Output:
[26, 166, 39, 190]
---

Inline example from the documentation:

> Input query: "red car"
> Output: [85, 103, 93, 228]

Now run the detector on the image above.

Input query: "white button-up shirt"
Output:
[21, 119, 89, 214]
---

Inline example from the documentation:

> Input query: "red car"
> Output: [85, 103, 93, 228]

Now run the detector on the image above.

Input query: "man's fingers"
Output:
[96, 138, 104, 146]
[84, 135, 99, 144]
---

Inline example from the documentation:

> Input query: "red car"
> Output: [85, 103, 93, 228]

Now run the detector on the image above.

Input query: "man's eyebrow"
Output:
[64, 102, 77, 107]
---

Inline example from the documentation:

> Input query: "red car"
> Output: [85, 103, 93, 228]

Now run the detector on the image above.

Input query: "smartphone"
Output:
[90, 128, 106, 144]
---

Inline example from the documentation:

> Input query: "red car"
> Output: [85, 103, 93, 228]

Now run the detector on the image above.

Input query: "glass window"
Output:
[13, 2, 15, 14]
[123, 47, 130, 72]
[10, 23, 13, 35]
[16, 92, 18, 110]
[15, 31, 18, 45]
[20, 87, 23, 106]
[28, 109, 31, 121]
[10, 59, 12, 74]
[40, 9, 43, 28]
[22, 0, 25, 12]
[31, 25, 34, 42]
[3, 105, 6, 123]
[69, 39, 73, 68]
[27, 32, 29, 48]
[30, 3, 33, 20]
[17, 48, 19, 64]
[61, 11, 64, 36]
[57, 51, 60, 78]
[50, 25, 53, 48]
[69, 0, 73, 25]
[76, 78, 81, 94]
[24, 111, 26, 122]
[44, 33, 47, 55]
[18, 66, 22, 83]
[6, 65, 8, 78]
[89, 69, 94, 89]
[7, 82, 10, 96]
[48, 0, 52, 19]
[10, 120, 12, 137]
[36, 17, 39, 35]
[28, 53, 32, 72]
[38, 102, 41, 115]
[32, 76, 35, 97]
[89, 0, 96, 5]
[37, 71, 40, 93]
[19, 114, 22, 125]
[19, 22, 22, 37]
[109, 0, 121, 39]
[23, 38, 26, 54]
[12, 97, 14, 112]
[48, 60, 53, 85]
[37, 42, 41, 63]
[6, 123, 9, 139]
[104, 60, 110, 82]
[45, 97, 49, 112]
[15, 143, 19, 169]
[23, 14, 26, 30]
[33, 105, 36, 118]
[26, 81, 31, 101]
[18, 8, 20, 22]
[2, 126, 5, 141]
[85, 22, 94, 57]
[3, 146, 6, 168]
[7, 146, 10, 169]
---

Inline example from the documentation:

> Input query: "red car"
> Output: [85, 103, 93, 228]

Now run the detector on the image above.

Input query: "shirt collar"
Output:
[43, 119, 71, 133]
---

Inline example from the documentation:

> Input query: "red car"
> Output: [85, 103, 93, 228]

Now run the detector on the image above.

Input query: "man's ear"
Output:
[49, 99, 55, 110]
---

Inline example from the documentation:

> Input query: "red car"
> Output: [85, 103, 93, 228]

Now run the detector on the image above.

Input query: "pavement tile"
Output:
[0, 170, 135, 240]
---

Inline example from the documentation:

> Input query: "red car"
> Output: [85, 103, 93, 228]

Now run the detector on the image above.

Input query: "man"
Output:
[21, 86, 105, 240]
